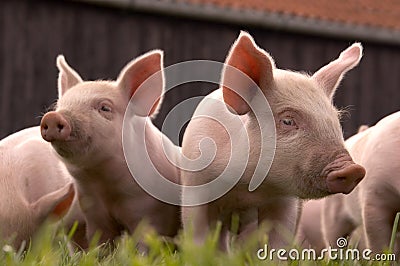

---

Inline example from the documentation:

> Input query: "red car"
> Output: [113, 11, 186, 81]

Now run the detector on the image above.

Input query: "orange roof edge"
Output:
[77, 0, 400, 45]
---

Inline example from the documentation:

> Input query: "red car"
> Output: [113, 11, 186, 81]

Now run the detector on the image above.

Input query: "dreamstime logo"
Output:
[257, 237, 396, 261]
[336, 237, 347, 248]
[122, 60, 276, 206]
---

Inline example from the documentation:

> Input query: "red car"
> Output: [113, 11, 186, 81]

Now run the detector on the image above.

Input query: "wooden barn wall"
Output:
[1, 0, 400, 143]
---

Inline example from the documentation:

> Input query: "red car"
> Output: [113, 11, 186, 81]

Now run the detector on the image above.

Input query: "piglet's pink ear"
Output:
[32, 183, 75, 221]
[312, 43, 363, 100]
[117, 50, 164, 117]
[222, 31, 274, 115]
[56, 55, 83, 99]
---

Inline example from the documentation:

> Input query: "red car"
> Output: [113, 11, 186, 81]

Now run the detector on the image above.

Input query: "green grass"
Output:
[0, 217, 398, 266]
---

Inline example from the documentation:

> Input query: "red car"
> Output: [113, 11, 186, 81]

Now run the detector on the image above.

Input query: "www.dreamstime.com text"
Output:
[257, 238, 396, 261]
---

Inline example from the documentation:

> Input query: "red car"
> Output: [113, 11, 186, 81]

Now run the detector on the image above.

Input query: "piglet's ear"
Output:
[222, 31, 275, 115]
[312, 43, 363, 100]
[56, 55, 83, 99]
[117, 50, 164, 117]
[32, 183, 75, 221]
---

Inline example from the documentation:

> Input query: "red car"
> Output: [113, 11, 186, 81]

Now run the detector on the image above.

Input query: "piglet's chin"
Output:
[51, 143, 75, 160]
[326, 163, 365, 194]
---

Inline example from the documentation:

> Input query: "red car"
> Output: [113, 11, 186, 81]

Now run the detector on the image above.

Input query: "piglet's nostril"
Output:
[57, 123, 64, 132]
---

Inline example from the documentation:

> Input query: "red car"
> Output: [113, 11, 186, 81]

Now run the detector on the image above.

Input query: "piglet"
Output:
[0, 127, 75, 248]
[40, 51, 181, 245]
[181, 32, 365, 249]
[322, 115, 400, 256]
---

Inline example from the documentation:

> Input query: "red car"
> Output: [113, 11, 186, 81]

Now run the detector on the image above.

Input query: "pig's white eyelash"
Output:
[337, 106, 351, 121]
[44, 102, 58, 113]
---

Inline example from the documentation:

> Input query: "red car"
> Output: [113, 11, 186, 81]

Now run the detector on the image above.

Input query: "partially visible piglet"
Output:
[0, 127, 75, 248]
[296, 200, 325, 253]
[323, 114, 400, 256]
[40, 51, 181, 245]
[181, 32, 365, 249]
[296, 199, 366, 252]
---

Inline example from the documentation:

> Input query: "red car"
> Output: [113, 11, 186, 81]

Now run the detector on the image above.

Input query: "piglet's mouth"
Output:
[325, 163, 365, 194]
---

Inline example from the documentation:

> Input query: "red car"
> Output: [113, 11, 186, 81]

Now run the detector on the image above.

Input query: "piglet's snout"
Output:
[326, 158, 365, 194]
[40, 112, 71, 142]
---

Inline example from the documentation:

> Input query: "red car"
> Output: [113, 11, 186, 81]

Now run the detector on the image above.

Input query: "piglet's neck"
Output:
[129, 116, 181, 184]
[66, 153, 128, 184]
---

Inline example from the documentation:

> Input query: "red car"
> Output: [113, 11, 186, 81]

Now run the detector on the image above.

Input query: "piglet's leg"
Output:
[362, 197, 396, 254]
[182, 205, 210, 246]
[237, 208, 258, 240]
[258, 197, 300, 248]
[80, 200, 120, 246]
[85, 216, 120, 247]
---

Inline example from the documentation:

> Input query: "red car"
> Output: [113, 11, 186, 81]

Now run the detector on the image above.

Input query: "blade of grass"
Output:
[389, 212, 400, 252]
[67, 221, 79, 241]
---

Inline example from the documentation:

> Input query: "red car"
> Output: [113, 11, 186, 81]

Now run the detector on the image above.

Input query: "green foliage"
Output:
[0, 219, 397, 266]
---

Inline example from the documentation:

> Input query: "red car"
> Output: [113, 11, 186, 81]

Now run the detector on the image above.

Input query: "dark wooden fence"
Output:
[1, 0, 400, 143]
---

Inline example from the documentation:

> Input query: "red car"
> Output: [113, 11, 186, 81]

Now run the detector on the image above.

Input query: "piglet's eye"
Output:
[100, 105, 112, 112]
[280, 118, 297, 128]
